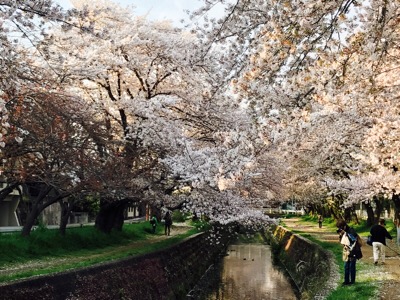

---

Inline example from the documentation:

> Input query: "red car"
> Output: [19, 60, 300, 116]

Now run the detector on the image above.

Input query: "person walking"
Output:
[164, 210, 173, 236]
[336, 219, 363, 285]
[150, 215, 158, 234]
[318, 214, 323, 228]
[370, 218, 393, 265]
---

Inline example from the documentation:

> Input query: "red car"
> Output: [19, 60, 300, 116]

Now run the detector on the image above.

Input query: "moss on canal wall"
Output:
[266, 226, 338, 300]
[0, 232, 229, 300]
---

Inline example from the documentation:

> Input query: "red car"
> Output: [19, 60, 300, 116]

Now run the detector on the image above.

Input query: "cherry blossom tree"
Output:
[37, 0, 282, 229]
[11, 0, 400, 231]
[191, 0, 400, 221]
[1, 86, 114, 235]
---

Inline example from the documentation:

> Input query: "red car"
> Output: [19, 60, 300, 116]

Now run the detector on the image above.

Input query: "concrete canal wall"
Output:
[268, 226, 338, 300]
[0, 232, 229, 300]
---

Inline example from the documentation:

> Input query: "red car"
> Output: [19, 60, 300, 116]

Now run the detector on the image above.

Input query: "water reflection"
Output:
[205, 244, 297, 300]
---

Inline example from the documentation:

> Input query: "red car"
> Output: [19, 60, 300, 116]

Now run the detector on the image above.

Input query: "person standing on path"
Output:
[150, 215, 158, 234]
[164, 210, 173, 236]
[318, 214, 323, 228]
[336, 219, 362, 285]
[370, 218, 393, 265]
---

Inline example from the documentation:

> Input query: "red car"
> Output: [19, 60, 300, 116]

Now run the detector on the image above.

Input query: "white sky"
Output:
[55, 0, 206, 26]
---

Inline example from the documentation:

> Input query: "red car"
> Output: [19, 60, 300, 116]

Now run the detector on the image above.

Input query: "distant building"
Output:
[0, 182, 21, 226]
[41, 203, 61, 226]
[125, 201, 144, 220]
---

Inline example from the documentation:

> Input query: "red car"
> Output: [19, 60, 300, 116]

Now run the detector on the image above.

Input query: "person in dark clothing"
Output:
[318, 214, 323, 228]
[336, 219, 362, 285]
[150, 215, 158, 234]
[164, 210, 173, 236]
[370, 218, 393, 265]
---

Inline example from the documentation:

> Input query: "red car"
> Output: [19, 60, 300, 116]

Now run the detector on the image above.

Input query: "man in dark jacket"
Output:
[164, 210, 173, 236]
[370, 218, 393, 265]
[336, 219, 362, 285]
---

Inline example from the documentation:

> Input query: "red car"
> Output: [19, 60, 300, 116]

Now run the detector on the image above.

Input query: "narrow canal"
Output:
[192, 243, 298, 300]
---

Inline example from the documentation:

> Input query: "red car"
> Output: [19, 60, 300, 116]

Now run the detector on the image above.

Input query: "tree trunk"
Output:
[352, 207, 359, 224]
[344, 207, 352, 223]
[21, 184, 52, 237]
[329, 206, 340, 220]
[59, 200, 73, 236]
[21, 183, 68, 236]
[21, 203, 40, 237]
[365, 202, 375, 227]
[95, 199, 128, 233]
[328, 194, 342, 220]
[373, 196, 383, 222]
[392, 194, 400, 223]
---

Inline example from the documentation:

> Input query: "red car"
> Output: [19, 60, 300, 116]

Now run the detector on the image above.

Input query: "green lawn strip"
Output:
[287, 214, 397, 238]
[289, 217, 379, 300]
[0, 223, 199, 283]
[0, 230, 197, 283]
[0, 222, 152, 265]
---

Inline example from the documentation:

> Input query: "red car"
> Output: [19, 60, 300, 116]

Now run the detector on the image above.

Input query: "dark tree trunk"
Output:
[329, 206, 339, 220]
[95, 199, 129, 233]
[21, 184, 52, 237]
[59, 200, 73, 236]
[21, 184, 68, 237]
[307, 204, 316, 216]
[21, 203, 40, 237]
[365, 202, 375, 227]
[352, 207, 359, 224]
[392, 194, 400, 223]
[373, 196, 383, 222]
[344, 207, 352, 223]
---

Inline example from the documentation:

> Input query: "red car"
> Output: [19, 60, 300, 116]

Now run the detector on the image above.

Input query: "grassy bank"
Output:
[300, 214, 397, 237]
[0, 222, 198, 283]
[299, 233, 377, 300]
[284, 215, 390, 300]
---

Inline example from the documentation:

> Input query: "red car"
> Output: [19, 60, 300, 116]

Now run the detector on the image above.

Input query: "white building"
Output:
[0, 182, 21, 226]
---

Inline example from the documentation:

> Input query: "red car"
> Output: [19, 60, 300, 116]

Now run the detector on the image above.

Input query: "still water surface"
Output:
[205, 244, 298, 300]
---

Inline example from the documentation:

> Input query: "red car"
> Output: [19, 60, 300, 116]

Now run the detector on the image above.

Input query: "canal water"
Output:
[189, 243, 298, 300]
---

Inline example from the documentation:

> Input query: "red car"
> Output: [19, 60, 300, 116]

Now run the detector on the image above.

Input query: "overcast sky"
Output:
[55, 0, 207, 26]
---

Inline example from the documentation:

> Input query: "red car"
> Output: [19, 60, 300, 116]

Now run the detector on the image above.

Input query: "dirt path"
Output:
[0, 224, 192, 283]
[282, 218, 400, 300]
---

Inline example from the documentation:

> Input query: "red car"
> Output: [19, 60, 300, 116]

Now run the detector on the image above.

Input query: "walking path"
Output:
[282, 218, 400, 300]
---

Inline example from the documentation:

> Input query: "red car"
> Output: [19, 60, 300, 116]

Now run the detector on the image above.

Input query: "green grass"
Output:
[326, 282, 377, 300]
[235, 232, 265, 244]
[0, 221, 199, 283]
[0, 222, 148, 264]
[299, 214, 398, 237]
[293, 216, 379, 300]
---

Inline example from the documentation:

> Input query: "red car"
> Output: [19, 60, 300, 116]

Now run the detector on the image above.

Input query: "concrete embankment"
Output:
[267, 225, 339, 299]
[0, 232, 229, 300]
